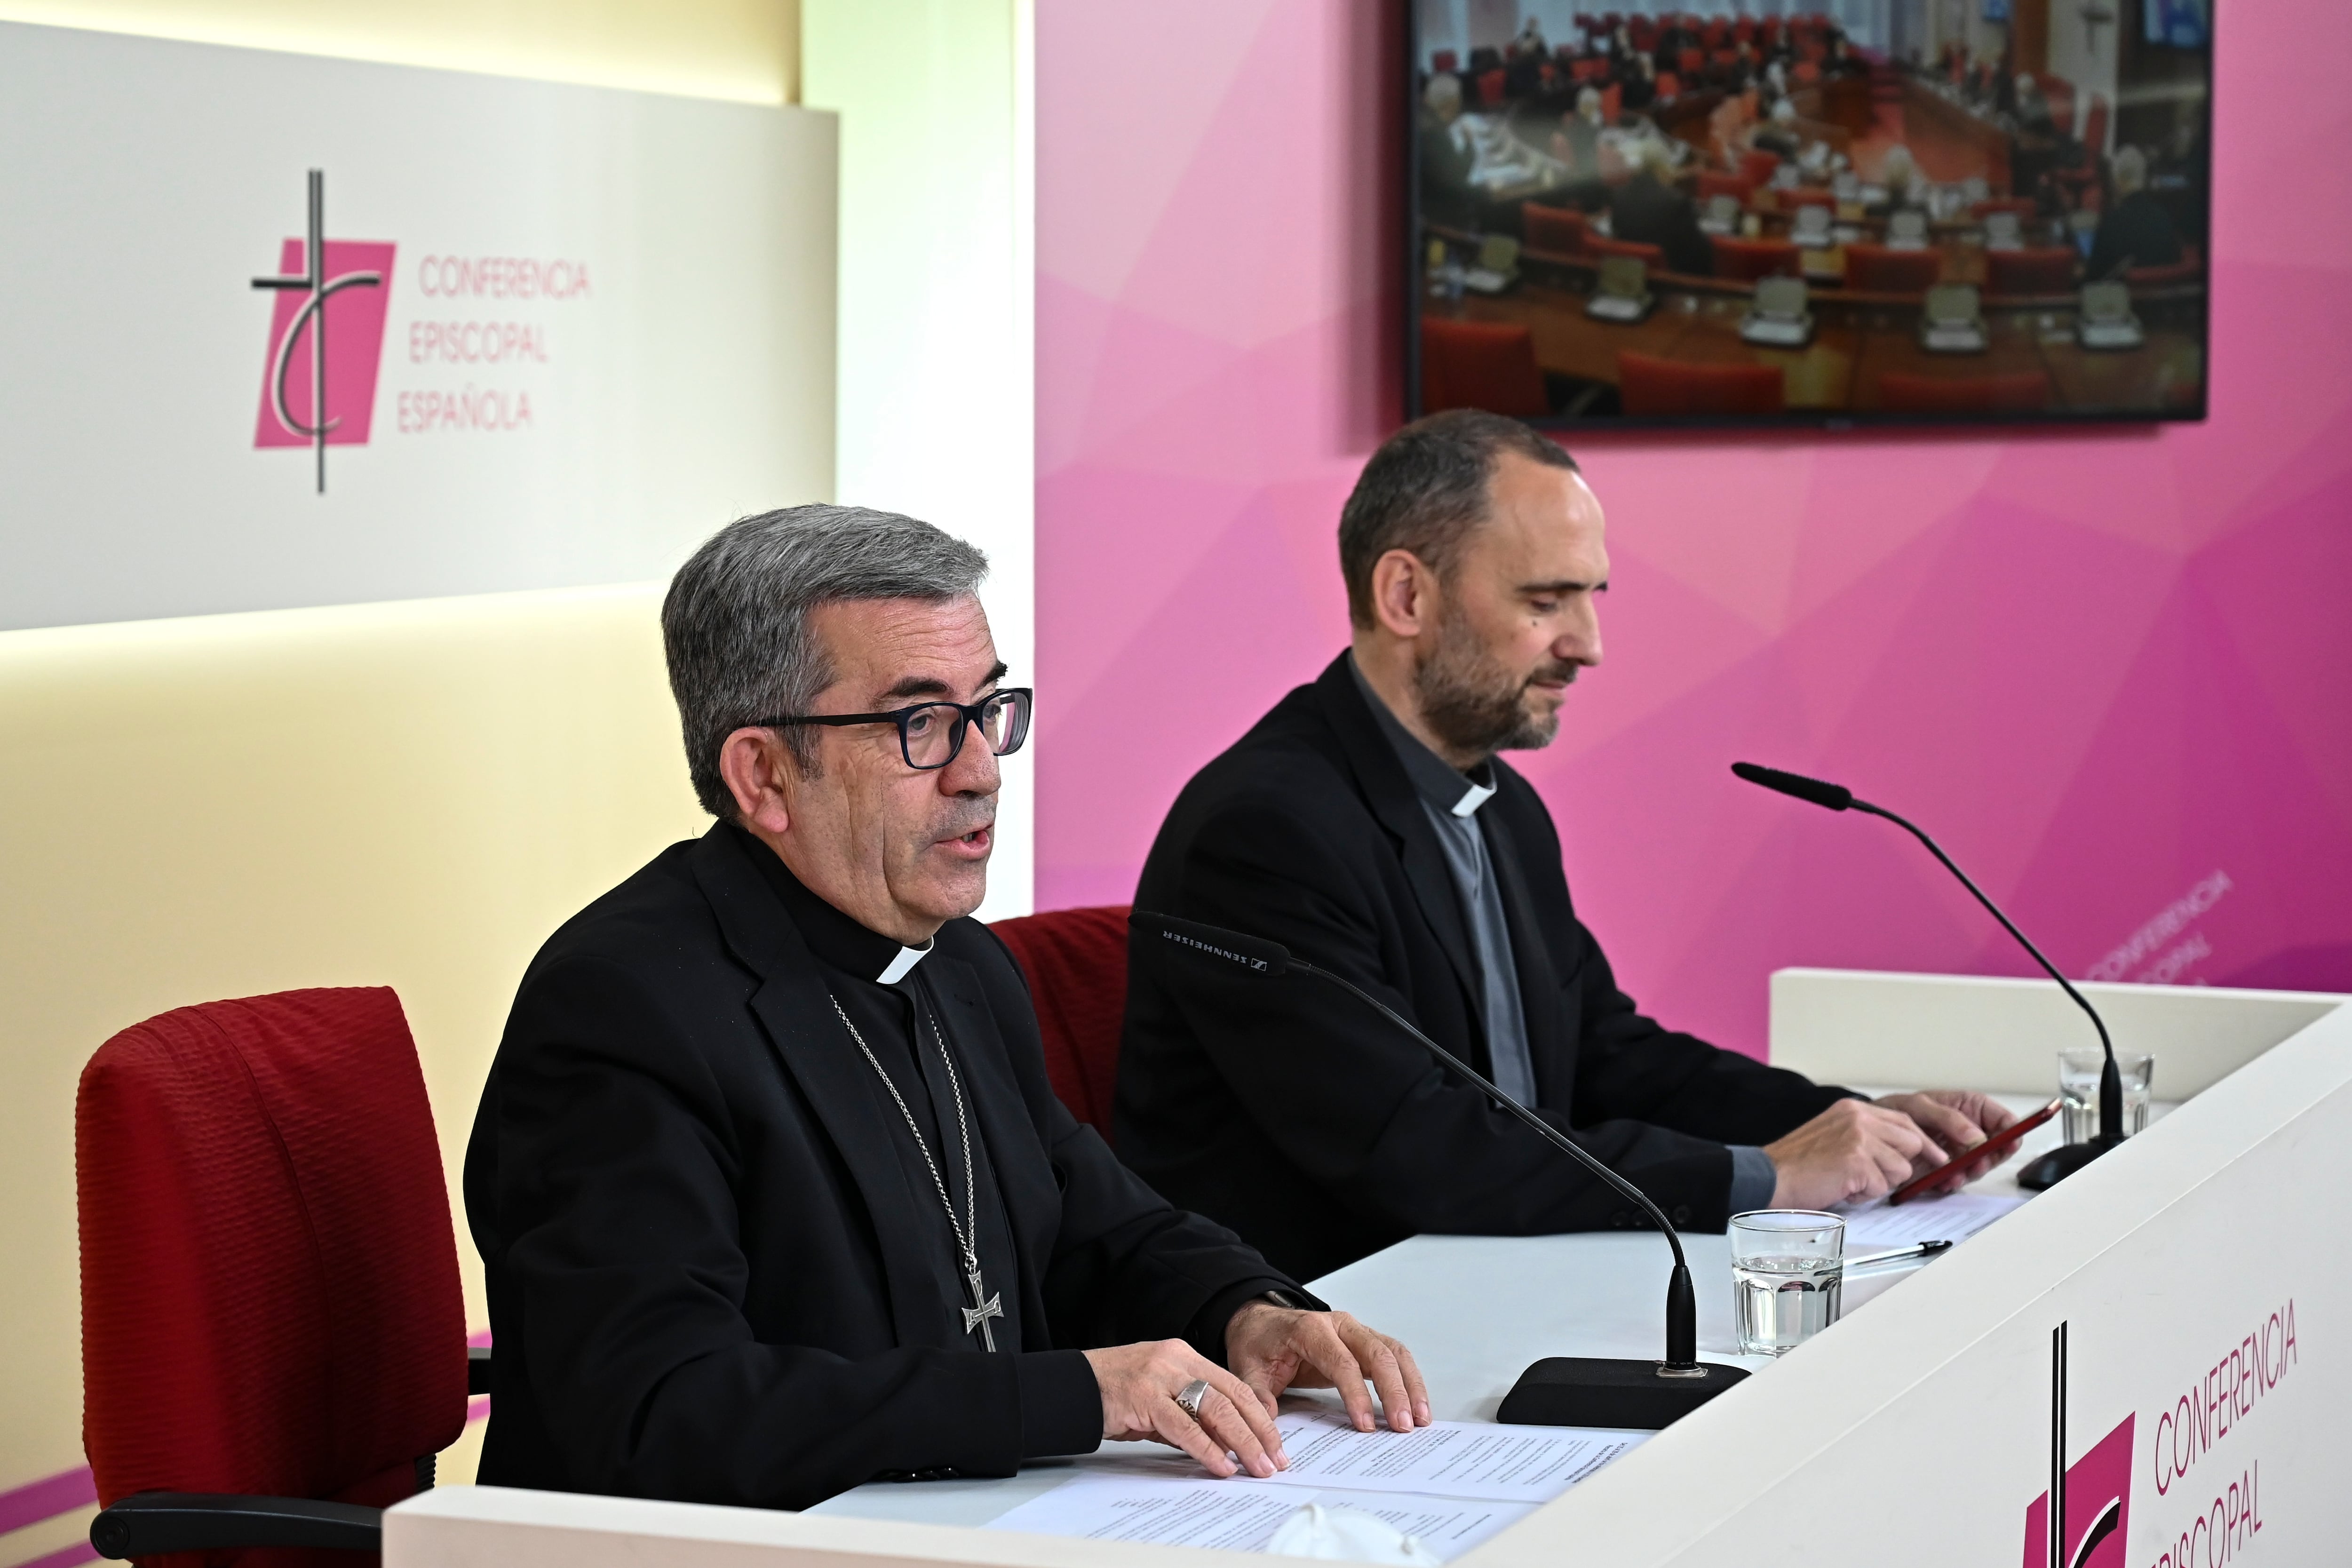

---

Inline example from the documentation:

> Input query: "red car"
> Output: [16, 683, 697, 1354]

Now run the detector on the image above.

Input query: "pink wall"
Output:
[1035, 0, 2352, 1058]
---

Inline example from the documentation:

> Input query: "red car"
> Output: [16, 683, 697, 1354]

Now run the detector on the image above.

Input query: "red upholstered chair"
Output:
[1522, 202, 1588, 256]
[1618, 352, 1785, 416]
[1696, 170, 1754, 205]
[1710, 236, 1799, 281]
[1600, 83, 1621, 121]
[1586, 233, 1665, 268]
[77, 988, 479, 1563]
[1431, 49, 1458, 74]
[1655, 70, 1681, 98]
[988, 906, 1133, 1138]
[1678, 48, 1704, 75]
[1844, 243, 1943, 293]
[1476, 68, 1508, 108]
[1422, 318, 1551, 416]
[1986, 246, 2077, 297]
[1739, 149, 1783, 188]
[1791, 60, 1821, 85]
[1875, 370, 2051, 414]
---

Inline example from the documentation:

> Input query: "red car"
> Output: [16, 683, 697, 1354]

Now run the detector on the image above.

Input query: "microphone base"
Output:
[1497, 1357, 1751, 1431]
[2017, 1137, 2117, 1191]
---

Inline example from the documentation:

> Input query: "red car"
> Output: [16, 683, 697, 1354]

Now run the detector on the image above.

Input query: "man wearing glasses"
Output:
[465, 505, 1426, 1512]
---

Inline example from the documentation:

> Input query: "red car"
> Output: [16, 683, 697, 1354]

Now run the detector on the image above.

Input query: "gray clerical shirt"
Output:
[1348, 654, 1778, 1213]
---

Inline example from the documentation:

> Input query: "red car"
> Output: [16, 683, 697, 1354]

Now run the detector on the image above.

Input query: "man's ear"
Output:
[718, 729, 796, 836]
[1369, 549, 1438, 640]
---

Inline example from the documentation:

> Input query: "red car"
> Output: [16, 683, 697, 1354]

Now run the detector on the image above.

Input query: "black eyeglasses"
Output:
[757, 687, 1033, 771]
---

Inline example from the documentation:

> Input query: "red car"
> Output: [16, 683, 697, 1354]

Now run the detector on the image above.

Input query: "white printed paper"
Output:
[1254, 1410, 1647, 1501]
[985, 1476, 1533, 1559]
[1841, 1190, 2024, 1250]
[983, 1414, 1645, 1562]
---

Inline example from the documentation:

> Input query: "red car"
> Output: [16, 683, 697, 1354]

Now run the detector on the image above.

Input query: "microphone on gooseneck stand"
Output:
[1133, 912, 1750, 1430]
[1729, 762, 2123, 1191]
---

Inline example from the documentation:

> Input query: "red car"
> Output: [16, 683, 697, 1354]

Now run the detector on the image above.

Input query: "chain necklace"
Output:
[828, 994, 1006, 1351]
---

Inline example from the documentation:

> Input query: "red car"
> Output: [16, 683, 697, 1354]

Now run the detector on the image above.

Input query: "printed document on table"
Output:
[1253, 1410, 1647, 1500]
[985, 1476, 1532, 1559]
[1841, 1190, 2024, 1250]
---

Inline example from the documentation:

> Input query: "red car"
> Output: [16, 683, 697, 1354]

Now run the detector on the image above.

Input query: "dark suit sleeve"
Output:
[1155, 791, 1838, 1236]
[474, 955, 1093, 1508]
[970, 927, 1315, 1361]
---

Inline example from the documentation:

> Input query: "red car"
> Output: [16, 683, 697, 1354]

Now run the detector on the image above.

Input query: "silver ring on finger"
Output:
[1174, 1378, 1212, 1424]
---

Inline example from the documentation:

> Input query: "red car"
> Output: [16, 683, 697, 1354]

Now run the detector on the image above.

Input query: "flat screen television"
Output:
[1407, 2, 2213, 428]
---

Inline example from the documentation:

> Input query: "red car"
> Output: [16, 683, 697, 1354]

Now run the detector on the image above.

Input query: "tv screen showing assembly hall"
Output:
[1412, 0, 2212, 425]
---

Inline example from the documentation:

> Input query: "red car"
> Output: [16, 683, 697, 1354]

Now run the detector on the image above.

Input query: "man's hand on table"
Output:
[1080, 1306, 1428, 1479]
[1225, 1303, 1430, 1434]
[1082, 1339, 1286, 1478]
[1763, 1090, 2020, 1208]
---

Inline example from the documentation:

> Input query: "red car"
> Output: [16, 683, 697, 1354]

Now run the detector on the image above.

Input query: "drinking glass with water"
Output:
[1730, 1210, 1844, 1357]
[2059, 1048, 2153, 1143]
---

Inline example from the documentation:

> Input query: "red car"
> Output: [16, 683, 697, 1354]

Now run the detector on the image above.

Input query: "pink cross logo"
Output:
[251, 170, 395, 493]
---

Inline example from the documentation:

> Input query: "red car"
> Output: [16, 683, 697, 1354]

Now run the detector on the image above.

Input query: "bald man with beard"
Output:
[1115, 412, 2016, 1282]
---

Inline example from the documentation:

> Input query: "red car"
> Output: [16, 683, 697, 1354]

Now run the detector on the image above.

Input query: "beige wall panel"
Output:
[0, 586, 708, 1493]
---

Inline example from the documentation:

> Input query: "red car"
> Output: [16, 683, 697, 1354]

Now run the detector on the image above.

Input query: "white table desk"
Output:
[390, 972, 2352, 1568]
[809, 1087, 2128, 1532]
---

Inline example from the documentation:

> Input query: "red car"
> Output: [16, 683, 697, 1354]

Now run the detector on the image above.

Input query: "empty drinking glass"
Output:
[2059, 1048, 2153, 1144]
[1730, 1210, 1844, 1357]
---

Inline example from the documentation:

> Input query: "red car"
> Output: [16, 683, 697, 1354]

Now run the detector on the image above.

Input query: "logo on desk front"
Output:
[251, 170, 395, 493]
[2023, 1322, 2132, 1568]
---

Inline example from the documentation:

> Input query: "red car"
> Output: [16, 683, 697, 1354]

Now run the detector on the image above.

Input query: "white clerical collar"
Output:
[875, 941, 933, 985]
[1451, 775, 1498, 818]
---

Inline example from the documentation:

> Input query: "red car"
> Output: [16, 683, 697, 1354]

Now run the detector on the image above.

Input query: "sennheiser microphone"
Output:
[1731, 762, 2124, 1190]
[1134, 911, 1749, 1429]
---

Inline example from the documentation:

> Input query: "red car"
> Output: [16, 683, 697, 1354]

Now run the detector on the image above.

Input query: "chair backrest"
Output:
[2037, 72, 2078, 137]
[77, 988, 468, 1533]
[2081, 94, 2110, 154]
[988, 907, 1132, 1138]
[1986, 246, 2078, 297]
[1696, 170, 1752, 204]
[1432, 49, 1459, 74]
[1618, 351, 1785, 416]
[1422, 317, 1551, 416]
[1477, 68, 1508, 108]
[1656, 70, 1681, 98]
[1739, 149, 1782, 188]
[1522, 202, 1588, 256]
[1710, 235, 1800, 282]
[1844, 242, 1943, 293]
[1587, 233, 1665, 268]
[1875, 370, 2051, 414]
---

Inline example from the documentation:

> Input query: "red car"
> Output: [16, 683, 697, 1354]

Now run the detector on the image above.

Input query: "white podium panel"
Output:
[387, 973, 2352, 1568]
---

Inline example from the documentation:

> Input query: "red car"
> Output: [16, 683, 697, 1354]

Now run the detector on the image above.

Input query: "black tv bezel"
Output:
[1399, 5, 2214, 433]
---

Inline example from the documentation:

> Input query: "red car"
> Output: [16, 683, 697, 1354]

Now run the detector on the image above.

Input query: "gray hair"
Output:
[661, 504, 990, 817]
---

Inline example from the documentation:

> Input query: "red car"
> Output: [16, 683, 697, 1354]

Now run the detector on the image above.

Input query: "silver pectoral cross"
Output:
[961, 1266, 1005, 1352]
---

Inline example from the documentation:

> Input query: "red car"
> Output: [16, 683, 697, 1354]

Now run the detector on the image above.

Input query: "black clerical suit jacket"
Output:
[1117, 654, 1852, 1282]
[465, 825, 1300, 1509]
